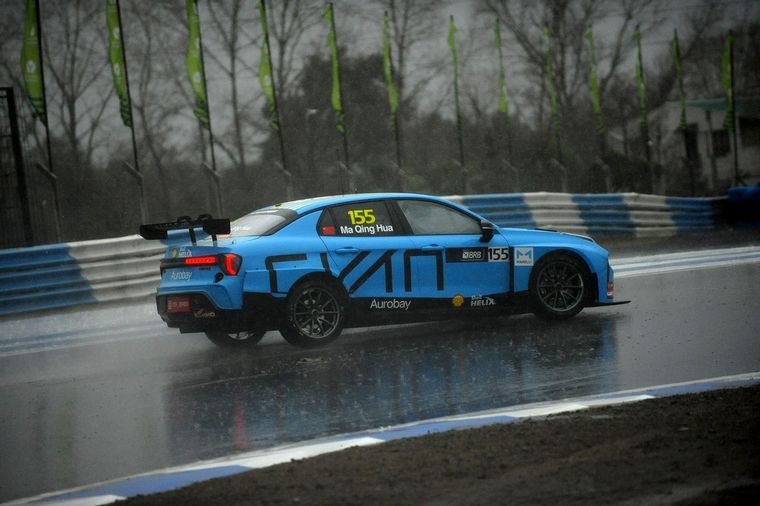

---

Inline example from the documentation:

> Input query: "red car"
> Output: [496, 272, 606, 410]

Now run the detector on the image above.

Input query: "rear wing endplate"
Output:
[139, 214, 230, 245]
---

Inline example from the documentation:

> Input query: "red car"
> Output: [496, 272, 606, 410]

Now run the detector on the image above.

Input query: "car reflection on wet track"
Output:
[165, 314, 621, 462]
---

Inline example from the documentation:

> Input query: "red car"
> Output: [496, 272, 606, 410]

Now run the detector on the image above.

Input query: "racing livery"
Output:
[140, 193, 627, 348]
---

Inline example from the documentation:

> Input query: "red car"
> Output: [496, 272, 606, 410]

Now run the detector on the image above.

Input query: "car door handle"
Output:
[421, 244, 443, 251]
[335, 247, 360, 255]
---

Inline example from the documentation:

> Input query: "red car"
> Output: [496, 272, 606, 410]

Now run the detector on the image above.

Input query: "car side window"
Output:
[397, 199, 481, 235]
[319, 201, 398, 236]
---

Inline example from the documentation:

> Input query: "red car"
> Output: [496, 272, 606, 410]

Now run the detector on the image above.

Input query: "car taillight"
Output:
[185, 256, 217, 266]
[161, 254, 242, 276]
[221, 253, 242, 275]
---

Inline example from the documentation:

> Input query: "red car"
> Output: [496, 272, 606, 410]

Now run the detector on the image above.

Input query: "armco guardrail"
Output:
[448, 192, 725, 237]
[0, 192, 725, 317]
[0, 235, 163, 316]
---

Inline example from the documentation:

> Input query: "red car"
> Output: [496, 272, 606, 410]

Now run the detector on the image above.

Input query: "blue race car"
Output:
[140, 193, 626, 348]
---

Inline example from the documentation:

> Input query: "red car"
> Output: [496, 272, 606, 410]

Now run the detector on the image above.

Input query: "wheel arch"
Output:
[532, 249, 598, 303]
[289, 271, 349, 300]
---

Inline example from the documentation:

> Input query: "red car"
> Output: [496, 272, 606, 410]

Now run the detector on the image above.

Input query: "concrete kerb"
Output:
[12, 372, 759, 506]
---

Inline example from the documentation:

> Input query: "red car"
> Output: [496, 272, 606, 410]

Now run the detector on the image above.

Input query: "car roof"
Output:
[263, 193, 463, 215]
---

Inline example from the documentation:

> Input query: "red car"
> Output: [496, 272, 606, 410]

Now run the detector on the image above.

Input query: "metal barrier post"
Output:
[549, 158, 568, 193]
[202, 162, 224, 217]
[3, 87, 34, 246]
[34, 161, 62, 242]
[123, 161, 147, 223]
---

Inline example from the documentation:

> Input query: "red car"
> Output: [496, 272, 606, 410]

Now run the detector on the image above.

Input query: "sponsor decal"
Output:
[515, 247, 534, 266]
[370, 298, 411, 311]
[338, 223, 394, 235]
[452, 294, 465, 308]
[170, 270, 192, 281]
[194, 308, 216, 319]
[166, 296, 190, 313]
[446, 247, 486, 263]
[170, 246, 192, 258]
[445, 247, 509, 263]
[470, 295, 496, 307]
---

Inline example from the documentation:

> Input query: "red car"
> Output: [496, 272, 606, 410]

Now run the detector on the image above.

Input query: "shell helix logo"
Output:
[171, 248, 179, 258]
[452, 294, 464, 308]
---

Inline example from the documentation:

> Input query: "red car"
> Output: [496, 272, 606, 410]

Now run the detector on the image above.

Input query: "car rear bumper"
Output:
[157, 292, 284, 333]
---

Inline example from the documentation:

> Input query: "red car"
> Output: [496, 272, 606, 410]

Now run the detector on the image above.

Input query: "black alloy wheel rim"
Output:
[536, 260, 584, 312]
[292, 287, 340, 338]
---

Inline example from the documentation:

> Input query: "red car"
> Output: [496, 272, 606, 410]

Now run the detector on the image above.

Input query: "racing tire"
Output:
[529, 252, 589, 320]
[205, 330, 266, 347]
[279, 279, 346, 348]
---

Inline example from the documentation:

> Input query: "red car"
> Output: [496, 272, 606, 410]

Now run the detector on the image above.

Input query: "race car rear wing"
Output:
[139, 214, 230, 245]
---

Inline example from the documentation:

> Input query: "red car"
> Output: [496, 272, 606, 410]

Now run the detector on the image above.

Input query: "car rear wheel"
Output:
[280, 279, 346, 348]
[529, 253, 588, 320]
[205, 330, 265, 347]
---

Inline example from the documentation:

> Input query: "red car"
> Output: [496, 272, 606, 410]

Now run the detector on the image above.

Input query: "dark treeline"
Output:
[0, 0, 757, 241]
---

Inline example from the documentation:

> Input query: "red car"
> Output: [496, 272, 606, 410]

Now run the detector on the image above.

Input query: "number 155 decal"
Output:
[487, 247, 509, 262]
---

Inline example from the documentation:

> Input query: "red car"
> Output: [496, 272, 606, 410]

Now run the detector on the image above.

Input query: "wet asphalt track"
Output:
[1, 251, 759, 502]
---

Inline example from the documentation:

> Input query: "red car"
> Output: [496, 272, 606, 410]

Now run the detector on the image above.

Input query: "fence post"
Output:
[504, 159, 521, 193]
[123, 161, 147, 223]
[549, 158, 568, 193]
[3, 87, 34, 246]
[34, 162, 62, 242]
[202, 162, 224, 217]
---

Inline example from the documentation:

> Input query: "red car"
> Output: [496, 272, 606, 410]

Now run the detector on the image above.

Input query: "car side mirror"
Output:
[479, 220, 495, 243]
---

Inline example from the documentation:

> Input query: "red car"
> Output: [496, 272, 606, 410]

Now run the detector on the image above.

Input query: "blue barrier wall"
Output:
[0, 244, 97, 316]
[450, 192, 724, 236]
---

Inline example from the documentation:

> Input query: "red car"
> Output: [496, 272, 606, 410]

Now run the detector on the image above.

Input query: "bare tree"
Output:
[264, 0, 323, 97]
[42, 0, 114, 169]
[204, 0, 260, 175]
[125, 2, 193, 217]
[478, 0, 664, 124]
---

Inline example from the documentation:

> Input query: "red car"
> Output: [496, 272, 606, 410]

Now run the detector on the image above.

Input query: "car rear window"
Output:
[230, 209, 298, 237]
[321, 201, 398, 236]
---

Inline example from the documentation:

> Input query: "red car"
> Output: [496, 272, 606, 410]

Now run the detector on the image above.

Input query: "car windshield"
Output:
[229, 208, 298, 237]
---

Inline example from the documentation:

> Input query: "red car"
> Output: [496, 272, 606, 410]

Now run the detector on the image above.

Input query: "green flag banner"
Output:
[323, 4, 345, 134]
[186, 0, 209, 129]
[670, 29, 686, 132]
[722, 30, 735, 131]
[383, 12, 398, 119]
[20, 0, 46, 124]
[634, 25, 648, 125]
[585, 27, 604, 135]
[494, 19, 508, 115]
[257, 0, 278, 131]
[543, 25, 559, 132]
[106, 0, 132, 128]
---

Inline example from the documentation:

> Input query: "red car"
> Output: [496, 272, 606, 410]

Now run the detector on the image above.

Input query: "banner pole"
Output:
[114, 0, 146, 222]
[194, 0, 217, 175]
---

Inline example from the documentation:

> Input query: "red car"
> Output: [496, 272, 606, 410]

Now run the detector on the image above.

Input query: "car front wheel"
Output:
[280, 279, 346, 348]
[529, 253, 588, 320]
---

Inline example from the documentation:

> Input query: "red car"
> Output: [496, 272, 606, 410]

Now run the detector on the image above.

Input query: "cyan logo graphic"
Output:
[515, 247, 534, 266]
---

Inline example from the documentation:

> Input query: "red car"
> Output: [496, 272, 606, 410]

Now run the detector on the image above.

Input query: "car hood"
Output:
[498, 226, 603, 251]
